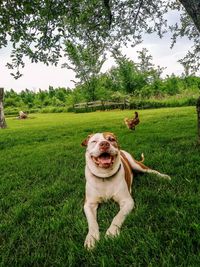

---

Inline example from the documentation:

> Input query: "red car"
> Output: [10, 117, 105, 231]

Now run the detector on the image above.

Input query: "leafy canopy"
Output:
[0, 0, 199, 77]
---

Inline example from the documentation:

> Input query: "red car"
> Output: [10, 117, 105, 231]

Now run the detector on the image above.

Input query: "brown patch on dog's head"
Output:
[81, 132, 119, 149]
[103, 132, 116, 139]
[81, 134, 94, 147]
[103, 132, 119, 148]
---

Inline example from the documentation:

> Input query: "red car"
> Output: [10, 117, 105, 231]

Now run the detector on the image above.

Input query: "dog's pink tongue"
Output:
[99, 154, 111, 164]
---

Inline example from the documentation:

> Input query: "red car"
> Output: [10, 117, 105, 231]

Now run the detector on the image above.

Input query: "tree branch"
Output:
[179, 0, 200, 32]
[103, 0, 113, 29]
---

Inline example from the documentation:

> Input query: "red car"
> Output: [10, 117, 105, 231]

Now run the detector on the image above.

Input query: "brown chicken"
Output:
[124, 111, 140, 130]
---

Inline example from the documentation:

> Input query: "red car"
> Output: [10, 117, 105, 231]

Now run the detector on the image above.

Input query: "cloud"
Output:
[122, 33, 193, 76]
[0, 55, 76, 92]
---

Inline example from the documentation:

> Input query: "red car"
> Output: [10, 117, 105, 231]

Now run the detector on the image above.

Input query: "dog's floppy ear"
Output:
[81, 134, 93, 147]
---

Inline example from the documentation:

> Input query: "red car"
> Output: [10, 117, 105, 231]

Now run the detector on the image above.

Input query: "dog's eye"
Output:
[108, 137, 116, 142]
[91, 140, 97, 143]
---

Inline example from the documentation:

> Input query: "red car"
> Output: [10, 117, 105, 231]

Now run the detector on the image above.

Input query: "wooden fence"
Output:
[74, 99, 130, 111]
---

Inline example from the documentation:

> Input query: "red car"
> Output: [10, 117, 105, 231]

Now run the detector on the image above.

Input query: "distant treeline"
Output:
[4, 56, 200, 114]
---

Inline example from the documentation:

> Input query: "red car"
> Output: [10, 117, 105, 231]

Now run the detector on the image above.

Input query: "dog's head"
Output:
[81, 132, 120, 174]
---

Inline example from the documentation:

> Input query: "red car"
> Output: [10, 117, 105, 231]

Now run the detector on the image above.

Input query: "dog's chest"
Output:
[86, 166, 132, 203]
[86, 171, 123, 201]
[96, 175, 121, 198]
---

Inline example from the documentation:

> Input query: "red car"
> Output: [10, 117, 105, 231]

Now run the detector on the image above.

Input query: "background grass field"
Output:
[1, 107, 200, 267]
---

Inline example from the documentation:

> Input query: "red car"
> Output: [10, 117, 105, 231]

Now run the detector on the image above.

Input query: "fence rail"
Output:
[74, 99, 130, 111]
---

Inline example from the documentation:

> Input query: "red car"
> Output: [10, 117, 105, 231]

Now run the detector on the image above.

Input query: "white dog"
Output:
[81, 132, 170, 249]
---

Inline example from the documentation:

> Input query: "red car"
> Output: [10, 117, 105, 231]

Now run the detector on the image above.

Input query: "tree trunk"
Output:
[197, 96, 200, 144]
[179, 0, 200, 32]
[0, 88, 7, 129]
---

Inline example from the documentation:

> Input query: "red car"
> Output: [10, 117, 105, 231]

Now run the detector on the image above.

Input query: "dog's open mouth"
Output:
[92, 152, 115, 168]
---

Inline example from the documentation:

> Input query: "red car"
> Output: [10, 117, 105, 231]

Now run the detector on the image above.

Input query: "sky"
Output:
[0, 11, 196, 93]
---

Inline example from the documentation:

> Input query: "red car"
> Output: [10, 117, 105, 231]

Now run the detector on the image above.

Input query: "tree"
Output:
[170, 1, 200, 73]
[62, 41, 106, 101]
[111, 48, 167, 95]
[0, 88, 7, 129]
[136, 48, 166, 85]
[137, 48, 154, 73]
[113, 53, 147, 94]
[0, 1, 199, 76]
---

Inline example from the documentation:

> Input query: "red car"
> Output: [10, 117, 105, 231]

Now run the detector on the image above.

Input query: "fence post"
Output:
[0, 87, 7, 129]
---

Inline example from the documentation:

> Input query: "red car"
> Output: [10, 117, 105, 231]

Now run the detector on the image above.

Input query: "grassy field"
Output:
[1, 107, 200, 267]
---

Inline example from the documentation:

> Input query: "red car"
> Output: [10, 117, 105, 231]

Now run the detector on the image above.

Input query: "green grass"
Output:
[1, 107, 200, 267]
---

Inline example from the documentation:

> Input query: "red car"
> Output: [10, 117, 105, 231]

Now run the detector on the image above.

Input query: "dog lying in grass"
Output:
[81, 132, 171, 250]
[18, 111, 28, 119]
[124, 111, 140, 130]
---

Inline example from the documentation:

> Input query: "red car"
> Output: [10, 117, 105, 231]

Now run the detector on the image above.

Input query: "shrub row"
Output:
[129, 97, 197, 110]
[4, 97, 197, 115]
[4, 106, 71, 116]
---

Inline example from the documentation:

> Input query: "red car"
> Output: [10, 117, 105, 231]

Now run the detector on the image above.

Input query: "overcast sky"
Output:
[0, 11, 196, 93]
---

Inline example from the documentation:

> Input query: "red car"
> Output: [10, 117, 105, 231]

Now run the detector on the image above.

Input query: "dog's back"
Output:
[120, 151, 133, 193]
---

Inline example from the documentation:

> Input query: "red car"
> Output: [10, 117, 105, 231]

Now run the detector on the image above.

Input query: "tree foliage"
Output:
[0, 0, 199, 77]
[62, 41, 106, 100]
[169, 1, 200, 73]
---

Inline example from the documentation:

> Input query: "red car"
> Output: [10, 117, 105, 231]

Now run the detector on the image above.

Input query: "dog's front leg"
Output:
[84, 201, 99, 250]
[106, 196, 134, 237]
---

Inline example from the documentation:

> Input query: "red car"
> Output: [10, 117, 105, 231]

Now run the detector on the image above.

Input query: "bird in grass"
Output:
[124, 111, 140, 130]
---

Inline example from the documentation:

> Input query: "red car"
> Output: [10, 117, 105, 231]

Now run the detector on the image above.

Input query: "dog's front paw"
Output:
[84, 231, 99, 250]
[105, 225, 120, 238]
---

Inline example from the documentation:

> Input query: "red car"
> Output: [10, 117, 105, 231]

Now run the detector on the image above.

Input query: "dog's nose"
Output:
[99, 141, 110, 150]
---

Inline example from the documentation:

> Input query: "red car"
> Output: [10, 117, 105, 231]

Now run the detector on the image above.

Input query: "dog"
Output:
[124, 111, 140, 130]
[81, 132, 170, 249]
[18, 111, 28, 119]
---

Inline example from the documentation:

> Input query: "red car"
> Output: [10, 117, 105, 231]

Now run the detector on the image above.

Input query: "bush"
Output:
[40, 107, 67, 113]
[4, 107, 20, 116]
[67, 106, 75, 112]
[129, 96, 197, 110]
[29, 108, 40, 113]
